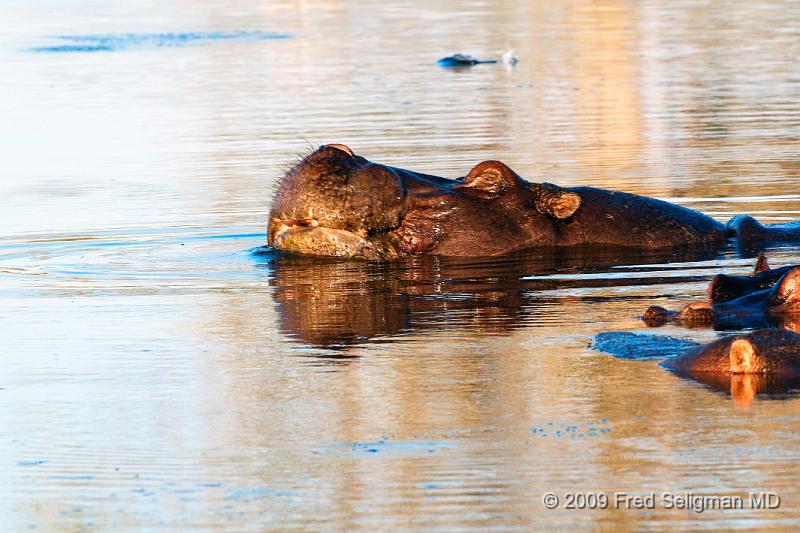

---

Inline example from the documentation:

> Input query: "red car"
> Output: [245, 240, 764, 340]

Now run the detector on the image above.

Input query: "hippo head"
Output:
[268, 145, 408, 259]
[713, 266, 800, 321]
[268, 144, 582, 258]
[727, 328, 800, 375]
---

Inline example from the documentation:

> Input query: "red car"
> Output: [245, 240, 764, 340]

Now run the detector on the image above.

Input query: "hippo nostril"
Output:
[324, 143, 355, 157]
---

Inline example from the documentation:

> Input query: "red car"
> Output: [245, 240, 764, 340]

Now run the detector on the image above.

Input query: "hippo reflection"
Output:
[267, 247, 722, 348]
[268, 145, 800, 259]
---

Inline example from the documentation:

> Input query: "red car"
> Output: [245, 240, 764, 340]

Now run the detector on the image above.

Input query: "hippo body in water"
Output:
[269, 145, 800, 259]
[708, 254, 797, 304]
[437, 54, 499, 67]
[727, 215, 800, 244]
[269, 145, 743, 259]
[661, 329, 800, 376]
[643, 255, 800, 332]
[593, 328, 800, 404]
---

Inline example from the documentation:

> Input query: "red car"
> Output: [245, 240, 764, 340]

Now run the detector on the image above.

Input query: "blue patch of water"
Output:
[591, 331, 700, 360]
[530, 419, 612, 438]
[28, 31, 292, 53]
[224, 487, 294, 501]
[48, 474, 94, 480]
[17, 459, 47, 466]
[320, 440, 454, 456]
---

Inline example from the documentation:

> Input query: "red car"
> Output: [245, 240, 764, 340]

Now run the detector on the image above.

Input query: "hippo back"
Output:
[561, 187, 726, 248]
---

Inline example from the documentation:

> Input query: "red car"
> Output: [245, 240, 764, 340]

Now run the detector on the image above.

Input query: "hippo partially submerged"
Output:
[268, 145, 799, 259]
[643, 255, 800, 332]
[661, 329, 800, 376]
[593, 329, 800, 404]
[708, 253, 797, 304]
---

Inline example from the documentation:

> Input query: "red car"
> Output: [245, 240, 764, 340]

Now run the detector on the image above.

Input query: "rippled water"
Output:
[2, 0, 800, 530]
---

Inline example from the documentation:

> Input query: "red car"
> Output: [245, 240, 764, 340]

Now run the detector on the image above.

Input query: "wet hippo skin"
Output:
[268, 145, 800, 259]
[643, 255, 800, 332]
[268, 145, 727, 259]
[662, 331, 800, 406]
[661, 329, 800, 376]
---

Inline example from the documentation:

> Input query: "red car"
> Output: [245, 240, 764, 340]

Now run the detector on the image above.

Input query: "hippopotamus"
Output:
[727, 216, 800, 244]
[663, 329, 800, 406]
[593, 328, 800, 405]
[268, 145, 799, 259]
[643, 255, 800, 332]
[661, 329, 800, 376]
[708, 253, 797, 303]
[437, 53, 499, 67]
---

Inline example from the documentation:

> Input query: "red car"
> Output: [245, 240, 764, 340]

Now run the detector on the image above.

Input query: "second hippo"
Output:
[661, 329, 800, 376]
[643, 255, 800, 331]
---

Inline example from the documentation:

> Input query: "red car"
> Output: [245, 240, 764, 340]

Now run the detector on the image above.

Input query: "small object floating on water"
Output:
[437, 53, 496, 67]
[437, 49, 519, 67]
[502, 48, 518, 65]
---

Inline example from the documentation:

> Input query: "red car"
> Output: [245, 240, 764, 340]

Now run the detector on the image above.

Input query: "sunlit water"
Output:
[2, 0, 800, 530]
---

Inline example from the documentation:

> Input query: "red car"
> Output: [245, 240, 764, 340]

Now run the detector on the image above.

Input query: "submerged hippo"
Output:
[437, 51, 518, 67]
[593, 329, 800, 405]
[268, 145, 799, 259]
[662, 329, 800, 405]
[708, 253, 797, 304]
[643, 255, 800, 331]
[661, 329, 800, 376]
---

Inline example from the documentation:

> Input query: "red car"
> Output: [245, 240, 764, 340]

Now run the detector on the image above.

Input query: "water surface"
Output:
[2, 0, 800, 530]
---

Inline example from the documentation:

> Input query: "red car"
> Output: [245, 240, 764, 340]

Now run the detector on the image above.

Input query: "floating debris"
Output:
[437, 50, 518, 67]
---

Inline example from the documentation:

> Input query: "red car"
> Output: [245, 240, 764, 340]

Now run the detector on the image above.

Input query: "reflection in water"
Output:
[268, 246, 724, 348]
[669, 368, 800, 408]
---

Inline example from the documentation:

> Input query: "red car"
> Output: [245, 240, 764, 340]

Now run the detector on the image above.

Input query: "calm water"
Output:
[2, 0, 800, 530]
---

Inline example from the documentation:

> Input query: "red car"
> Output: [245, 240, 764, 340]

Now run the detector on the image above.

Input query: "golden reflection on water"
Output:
[2, 0, 800, 530]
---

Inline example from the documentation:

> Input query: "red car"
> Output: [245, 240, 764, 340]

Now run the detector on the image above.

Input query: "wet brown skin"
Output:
[268, 145, 727, 259]
[727, 215, 800, 243]
[661, 329, 800, 376]
[708, 253, 797, 303]
[643, 256, 800, 332]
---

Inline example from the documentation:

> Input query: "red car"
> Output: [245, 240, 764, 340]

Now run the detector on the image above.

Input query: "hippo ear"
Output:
[461, 161, 518, 197]
[753, 253, 770, 274]
[532, 183, 582, 220]
[729, 338, 759, 374]
[769, 268, 800, 307]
